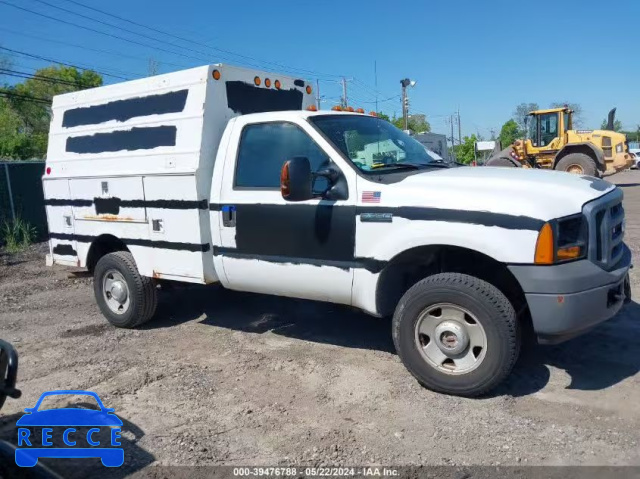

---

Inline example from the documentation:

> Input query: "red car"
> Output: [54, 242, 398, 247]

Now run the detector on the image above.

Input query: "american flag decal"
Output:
[362, 191, 381, 203]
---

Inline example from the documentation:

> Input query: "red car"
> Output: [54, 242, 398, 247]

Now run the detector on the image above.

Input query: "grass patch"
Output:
[2, 217, 37, 253]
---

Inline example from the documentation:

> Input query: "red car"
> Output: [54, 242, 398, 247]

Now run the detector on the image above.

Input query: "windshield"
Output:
[310, 115, 443, 172]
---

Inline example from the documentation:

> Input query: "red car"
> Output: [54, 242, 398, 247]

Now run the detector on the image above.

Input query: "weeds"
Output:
[1, 217, 37, 253]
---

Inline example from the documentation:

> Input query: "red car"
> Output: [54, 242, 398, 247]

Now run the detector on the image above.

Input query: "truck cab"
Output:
[43, 65, 632, 397]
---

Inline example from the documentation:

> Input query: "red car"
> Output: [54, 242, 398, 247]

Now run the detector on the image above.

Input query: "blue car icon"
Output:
[15, 390, 124, 467]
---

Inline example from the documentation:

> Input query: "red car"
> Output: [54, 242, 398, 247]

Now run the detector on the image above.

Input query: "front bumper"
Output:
[508, 245, 632, 344]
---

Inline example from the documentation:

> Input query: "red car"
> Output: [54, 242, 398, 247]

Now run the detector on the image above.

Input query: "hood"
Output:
[382, 166, 616, 222]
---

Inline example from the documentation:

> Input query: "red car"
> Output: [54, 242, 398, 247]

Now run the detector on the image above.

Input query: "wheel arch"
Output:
[375, 244, 529, 323]
[554, 143, 605, 172]
[86, 234, 130, 273]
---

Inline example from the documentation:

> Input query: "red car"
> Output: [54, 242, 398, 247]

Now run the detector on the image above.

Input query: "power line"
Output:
[0, 68, 84, 87]
[0, 26, 192, 70]
[0, 90, 52, 104]
[54, 0, 344, 80]
[0, 46, 132, 80]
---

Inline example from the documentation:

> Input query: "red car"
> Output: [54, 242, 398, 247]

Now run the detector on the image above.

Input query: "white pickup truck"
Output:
[43, 64, 632, 396]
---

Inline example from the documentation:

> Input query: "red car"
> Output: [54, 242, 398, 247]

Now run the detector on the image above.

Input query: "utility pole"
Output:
[400, 78, 415, 132]
[457, 107, 462, 145]
[374, 60, 378, 114]
[341, 77, 348, 108]
[450, 115, 456, 160]
[316, 79, 320, 109]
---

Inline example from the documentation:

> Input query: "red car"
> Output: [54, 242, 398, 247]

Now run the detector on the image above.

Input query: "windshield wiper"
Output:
[370, 162, 423, 170]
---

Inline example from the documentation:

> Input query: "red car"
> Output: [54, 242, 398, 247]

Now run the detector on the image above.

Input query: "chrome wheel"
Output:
[102, 269, 130, 315]
[414, 303, 487, 375]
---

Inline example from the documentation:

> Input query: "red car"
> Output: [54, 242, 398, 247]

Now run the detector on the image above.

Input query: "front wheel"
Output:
[392, 273, 519, 397]
[93, 251, 157, 328]
[555, 153, 598, 177]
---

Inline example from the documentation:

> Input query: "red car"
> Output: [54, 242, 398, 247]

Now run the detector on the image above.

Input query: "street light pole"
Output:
[400, 78, 415, 132]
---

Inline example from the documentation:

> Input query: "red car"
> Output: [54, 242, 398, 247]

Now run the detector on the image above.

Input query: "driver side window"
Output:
[234, 122, 331, 190]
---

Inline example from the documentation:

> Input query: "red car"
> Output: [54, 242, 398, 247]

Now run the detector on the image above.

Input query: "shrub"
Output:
[1, 217, 37, 253]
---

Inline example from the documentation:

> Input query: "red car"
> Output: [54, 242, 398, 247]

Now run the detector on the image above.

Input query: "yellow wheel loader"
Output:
[486, 107, 633, 177]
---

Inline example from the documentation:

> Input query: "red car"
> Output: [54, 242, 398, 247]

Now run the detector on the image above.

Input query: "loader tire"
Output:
[392, 273, 519, 397]
[486, 156, 519, 167]
[94, 251, 157, 328]
[555, 153, 598, 177]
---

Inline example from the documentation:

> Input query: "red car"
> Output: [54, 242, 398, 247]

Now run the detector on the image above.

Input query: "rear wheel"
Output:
[555, 153, 598, 177]
[93, 251, 157, 328]
[392, 273, 519, 397]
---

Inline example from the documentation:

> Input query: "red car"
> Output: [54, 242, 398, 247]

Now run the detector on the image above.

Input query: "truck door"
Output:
[214, 117, 356, 305]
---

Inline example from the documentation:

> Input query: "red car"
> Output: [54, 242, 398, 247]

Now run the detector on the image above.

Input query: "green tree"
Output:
[513, 102, 539, 132]
[549, 101, 583, 128]
[498, 119, 520, 148]
[601, 117, 623, 132]
[392, 113, 431, 134]
[376, 112, 391, 122]
[452, 134, 479, 165]
[0, 66, 102, 159]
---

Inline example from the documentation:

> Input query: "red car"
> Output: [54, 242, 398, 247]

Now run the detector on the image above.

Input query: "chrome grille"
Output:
[583, 188, 625, 270]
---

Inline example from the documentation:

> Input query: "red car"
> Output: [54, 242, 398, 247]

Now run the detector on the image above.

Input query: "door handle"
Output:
[221, 205, 236, 227]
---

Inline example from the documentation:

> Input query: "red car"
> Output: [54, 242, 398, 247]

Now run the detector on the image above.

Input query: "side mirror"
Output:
[0, 339, 22, 411]
[281, 157, 313, 202]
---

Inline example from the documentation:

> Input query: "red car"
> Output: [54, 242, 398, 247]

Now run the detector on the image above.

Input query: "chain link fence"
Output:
[0, 161, 48, 241]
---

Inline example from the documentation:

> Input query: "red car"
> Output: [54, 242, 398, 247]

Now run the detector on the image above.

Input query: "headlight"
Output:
[534, 214, 588, 264]
[616, 143, 624, 153]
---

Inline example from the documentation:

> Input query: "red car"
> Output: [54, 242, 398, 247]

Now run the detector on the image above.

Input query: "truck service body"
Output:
[43, 64, 632, 396]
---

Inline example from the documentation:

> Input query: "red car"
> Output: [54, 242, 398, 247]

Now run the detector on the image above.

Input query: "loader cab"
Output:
[525, 108, 571, 151]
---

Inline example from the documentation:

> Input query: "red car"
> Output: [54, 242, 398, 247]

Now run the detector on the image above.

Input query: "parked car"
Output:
[630, 150, 640, 169]
[42, 64, 632, 397]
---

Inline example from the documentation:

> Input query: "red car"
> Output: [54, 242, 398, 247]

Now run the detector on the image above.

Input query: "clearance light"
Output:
[254, 76, 261, 86]
[332, 105, 343, 111]
[356, 108, 365, 113]
[369, 111, 377, 117]
[306, 85, 312, 94]
[534, 223, 554, 264]
[345, 106, 354, 112]
[265, 78, 271, 88]
[306, 105, 318, 111]
[274, 80, 281, 89]
[212, 69, 221, 80]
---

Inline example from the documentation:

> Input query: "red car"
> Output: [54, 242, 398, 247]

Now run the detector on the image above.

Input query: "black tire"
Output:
[486, 156, 519, 167]
[93, 251, 157, 328]
[555, 153, 598, 177]
[392, 273, 519, 397]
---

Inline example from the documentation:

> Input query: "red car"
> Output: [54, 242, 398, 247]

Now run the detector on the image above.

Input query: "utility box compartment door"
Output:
[43, 179, 77, 261]
[69, 177, 147, 222]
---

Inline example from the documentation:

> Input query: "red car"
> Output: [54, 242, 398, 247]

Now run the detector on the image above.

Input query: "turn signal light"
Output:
[557, 245, 582, 260]
[534, 223, 554, 264]
[254, 76, 261, 86]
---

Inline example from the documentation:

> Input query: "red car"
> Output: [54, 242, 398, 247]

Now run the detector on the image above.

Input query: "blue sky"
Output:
[1, 0, 639, 138]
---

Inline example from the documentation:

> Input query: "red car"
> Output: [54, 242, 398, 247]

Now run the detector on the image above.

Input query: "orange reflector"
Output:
[534, 223, 554, 264]
[254, 76, 261, 86]
[306, 105, 317, 111]
[332, 105, 343, 111]
[265, 78, 271, 87]
[306, 85, 312, 94]
[212, 69, 221, 80]
[557, 245, 582, 260]
[356, 108, 365, 113]
[280, 161, 291, 198]
[345, 106, 354, 112]
[274, 80, 281, 89]
[369, 111, 377, 117]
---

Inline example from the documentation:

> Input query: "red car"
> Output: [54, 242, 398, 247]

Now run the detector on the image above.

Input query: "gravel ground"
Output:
[0, 171, 639, 478]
